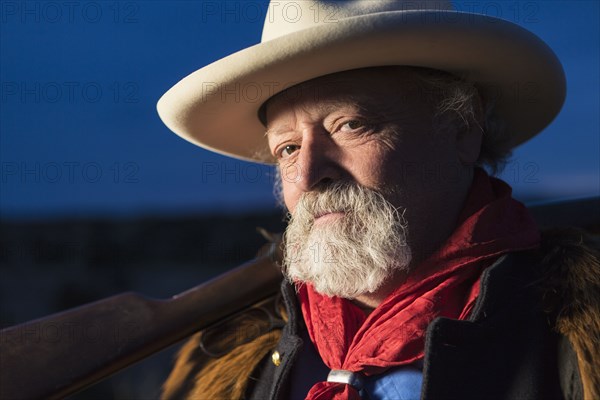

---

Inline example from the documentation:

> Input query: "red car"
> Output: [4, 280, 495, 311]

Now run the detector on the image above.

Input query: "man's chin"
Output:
[289, 266, 387, 299]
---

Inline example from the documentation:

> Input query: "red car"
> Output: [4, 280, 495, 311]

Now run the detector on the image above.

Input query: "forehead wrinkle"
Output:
[265, 75, 426, 138]
[267, 94, 376, 125]
[265, 96, 359, 137]
[265, 97, 415, 142]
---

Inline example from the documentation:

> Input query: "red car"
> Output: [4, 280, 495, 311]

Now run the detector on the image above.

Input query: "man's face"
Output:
[265, 68, 478, 299]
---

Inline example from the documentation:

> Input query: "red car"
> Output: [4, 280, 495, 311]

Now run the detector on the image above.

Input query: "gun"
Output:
[0, 240, 282, 400]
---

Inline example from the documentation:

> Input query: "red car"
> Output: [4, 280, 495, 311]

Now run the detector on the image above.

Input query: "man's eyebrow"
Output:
[264, 126, 293, 138]
[263, 96, 384, 138]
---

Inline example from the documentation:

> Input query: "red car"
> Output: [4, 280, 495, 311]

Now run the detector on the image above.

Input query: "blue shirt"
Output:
[362, 365, 423, 400]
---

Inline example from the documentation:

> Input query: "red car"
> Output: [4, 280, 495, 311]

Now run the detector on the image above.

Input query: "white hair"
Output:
[410, 66, 510, 173]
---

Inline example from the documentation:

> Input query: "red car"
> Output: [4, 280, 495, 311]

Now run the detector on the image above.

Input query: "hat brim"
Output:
[157, 10, 566, 163]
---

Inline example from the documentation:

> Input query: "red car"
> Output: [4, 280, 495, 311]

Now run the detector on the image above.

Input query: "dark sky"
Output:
[1, 1, 598, 219]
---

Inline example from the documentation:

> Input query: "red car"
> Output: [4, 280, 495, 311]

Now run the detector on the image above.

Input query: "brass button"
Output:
[271, 350, 281, 366]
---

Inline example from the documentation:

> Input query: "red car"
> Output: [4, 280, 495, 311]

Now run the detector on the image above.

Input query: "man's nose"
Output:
[288, 128, 343, 193]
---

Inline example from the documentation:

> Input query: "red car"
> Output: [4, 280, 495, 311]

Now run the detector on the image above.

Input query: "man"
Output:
[157, 1, 598, 399]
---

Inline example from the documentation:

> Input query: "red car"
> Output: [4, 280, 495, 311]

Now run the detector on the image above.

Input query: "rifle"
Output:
[0, 239, 282, 400]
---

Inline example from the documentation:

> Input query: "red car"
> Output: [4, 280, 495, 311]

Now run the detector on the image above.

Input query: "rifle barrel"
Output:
[0, 245, 282, 400]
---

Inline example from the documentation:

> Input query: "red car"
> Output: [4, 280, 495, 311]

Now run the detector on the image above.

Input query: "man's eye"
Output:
[278, 144, 300, 159]
[340, 120, 364, 132]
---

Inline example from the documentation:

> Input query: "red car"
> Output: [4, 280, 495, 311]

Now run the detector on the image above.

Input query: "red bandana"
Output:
[298, 169, 540, 399]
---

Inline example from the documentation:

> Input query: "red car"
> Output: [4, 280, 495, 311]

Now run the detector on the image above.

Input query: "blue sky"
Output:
[1, 1, 598, 219]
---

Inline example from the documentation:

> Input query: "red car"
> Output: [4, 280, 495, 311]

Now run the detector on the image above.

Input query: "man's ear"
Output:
[456, 125, 483, 165]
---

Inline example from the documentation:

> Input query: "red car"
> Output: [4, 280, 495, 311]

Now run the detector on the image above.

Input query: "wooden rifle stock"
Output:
[0, 242, 282, 400]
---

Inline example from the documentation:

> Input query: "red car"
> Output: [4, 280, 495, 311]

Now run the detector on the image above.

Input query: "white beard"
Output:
[282, 182, 412, 299]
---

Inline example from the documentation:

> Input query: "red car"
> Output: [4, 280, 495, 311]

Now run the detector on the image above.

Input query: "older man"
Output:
[158, 1, 598, 399]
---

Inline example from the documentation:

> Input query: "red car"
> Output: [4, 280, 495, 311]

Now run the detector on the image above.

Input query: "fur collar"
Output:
[538, 228, 600, 400]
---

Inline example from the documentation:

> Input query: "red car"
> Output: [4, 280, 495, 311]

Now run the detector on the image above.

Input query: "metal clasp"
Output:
[327, 369, 365, 391]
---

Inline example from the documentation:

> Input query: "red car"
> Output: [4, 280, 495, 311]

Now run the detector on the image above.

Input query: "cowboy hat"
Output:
[157, 0, 566, 163]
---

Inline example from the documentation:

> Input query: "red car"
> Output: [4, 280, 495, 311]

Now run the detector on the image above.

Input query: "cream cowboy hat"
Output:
[157, 0, 566, 163]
